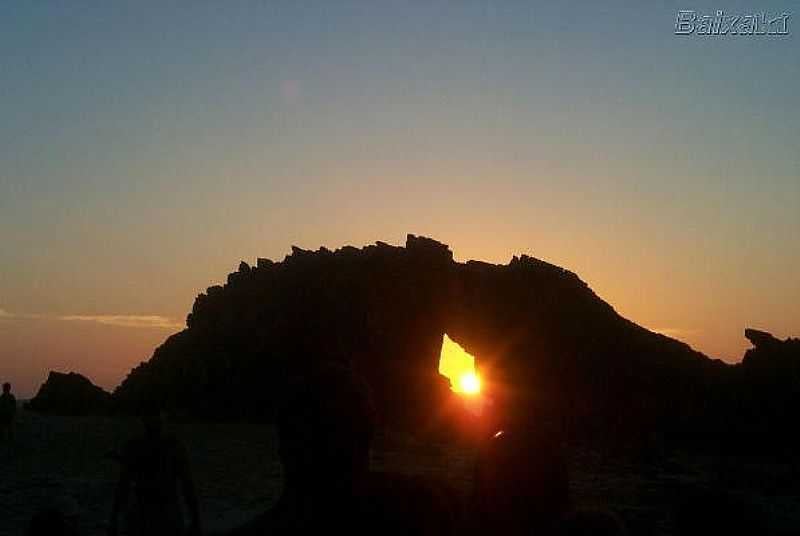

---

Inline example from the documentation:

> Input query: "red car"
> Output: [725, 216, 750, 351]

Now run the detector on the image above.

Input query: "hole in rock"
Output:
[438, 334, 481, 395]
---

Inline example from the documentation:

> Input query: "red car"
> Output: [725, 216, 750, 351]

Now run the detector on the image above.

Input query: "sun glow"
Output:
[439, 334, 481, 395]
[459, 372, 481, 394]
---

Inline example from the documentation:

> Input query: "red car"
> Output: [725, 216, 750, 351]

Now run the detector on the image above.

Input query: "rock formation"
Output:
[114, 235, 456, 427]
[33, 234, 792, 449]
[26, 371, 112, 415]
[734, 328, 800, 450]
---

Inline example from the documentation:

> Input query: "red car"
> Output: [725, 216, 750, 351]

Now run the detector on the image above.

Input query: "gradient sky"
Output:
[1, 2, 798, 397]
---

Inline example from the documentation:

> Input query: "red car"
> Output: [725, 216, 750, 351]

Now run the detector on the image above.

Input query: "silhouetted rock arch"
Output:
[104, 235, 798, 449]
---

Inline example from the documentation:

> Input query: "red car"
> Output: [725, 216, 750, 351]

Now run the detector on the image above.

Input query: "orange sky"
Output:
[2, 228, 797, 398]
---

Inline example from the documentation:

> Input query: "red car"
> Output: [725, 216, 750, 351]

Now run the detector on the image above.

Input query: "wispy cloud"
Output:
[650, 327, 697, 338]
[59, 315, 184, 329]
[0, 309, 39, 320]
[0, 309, 182, 329]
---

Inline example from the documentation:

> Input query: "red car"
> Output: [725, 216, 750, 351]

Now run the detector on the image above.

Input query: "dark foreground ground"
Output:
[2, 409, 800, 535]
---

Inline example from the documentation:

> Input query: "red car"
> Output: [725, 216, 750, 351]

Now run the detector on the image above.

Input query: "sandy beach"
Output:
[3, 407, 800, 535]
[0, 407, 477, 536]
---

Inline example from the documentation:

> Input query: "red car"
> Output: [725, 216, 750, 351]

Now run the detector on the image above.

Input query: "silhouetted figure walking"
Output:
[229, 364, 376, 534]
[471, 426, 570, 536]
[228, 363, 458, 535]
[109, 405, 200, 536]
[0, 382, 16, 442]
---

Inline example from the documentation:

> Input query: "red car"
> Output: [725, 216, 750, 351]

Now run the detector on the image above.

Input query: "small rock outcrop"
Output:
[26, 371, 111, 415]
[733, 328, 800, 449]
[743, 328, 800, 368]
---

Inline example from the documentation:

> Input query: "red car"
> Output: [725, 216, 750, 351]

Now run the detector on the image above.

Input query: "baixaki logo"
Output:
[675, 10, 790, 36]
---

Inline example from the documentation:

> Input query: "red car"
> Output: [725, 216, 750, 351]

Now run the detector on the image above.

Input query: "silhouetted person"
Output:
[229, 364, 376, 534]
[0, 382, 16, 442]
[109, 404, 200, 536]
[471, 426, 570, 536]
[229, 363, 458, 535]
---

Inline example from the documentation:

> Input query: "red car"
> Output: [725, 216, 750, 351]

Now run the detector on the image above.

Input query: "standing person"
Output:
[229, 364, 377, 535]
[0, 382, 16, 442]
[109, 404, 201, 536]
[228, 363, 458, 536]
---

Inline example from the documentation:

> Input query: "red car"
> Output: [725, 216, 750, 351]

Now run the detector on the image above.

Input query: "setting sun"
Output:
[439, 334, 481, 395]
[459, 372, 481, 394]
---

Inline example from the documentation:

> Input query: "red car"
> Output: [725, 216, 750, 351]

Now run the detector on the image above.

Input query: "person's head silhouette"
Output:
[276, 363, 375, 495]
[2, 382, 10, 394]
